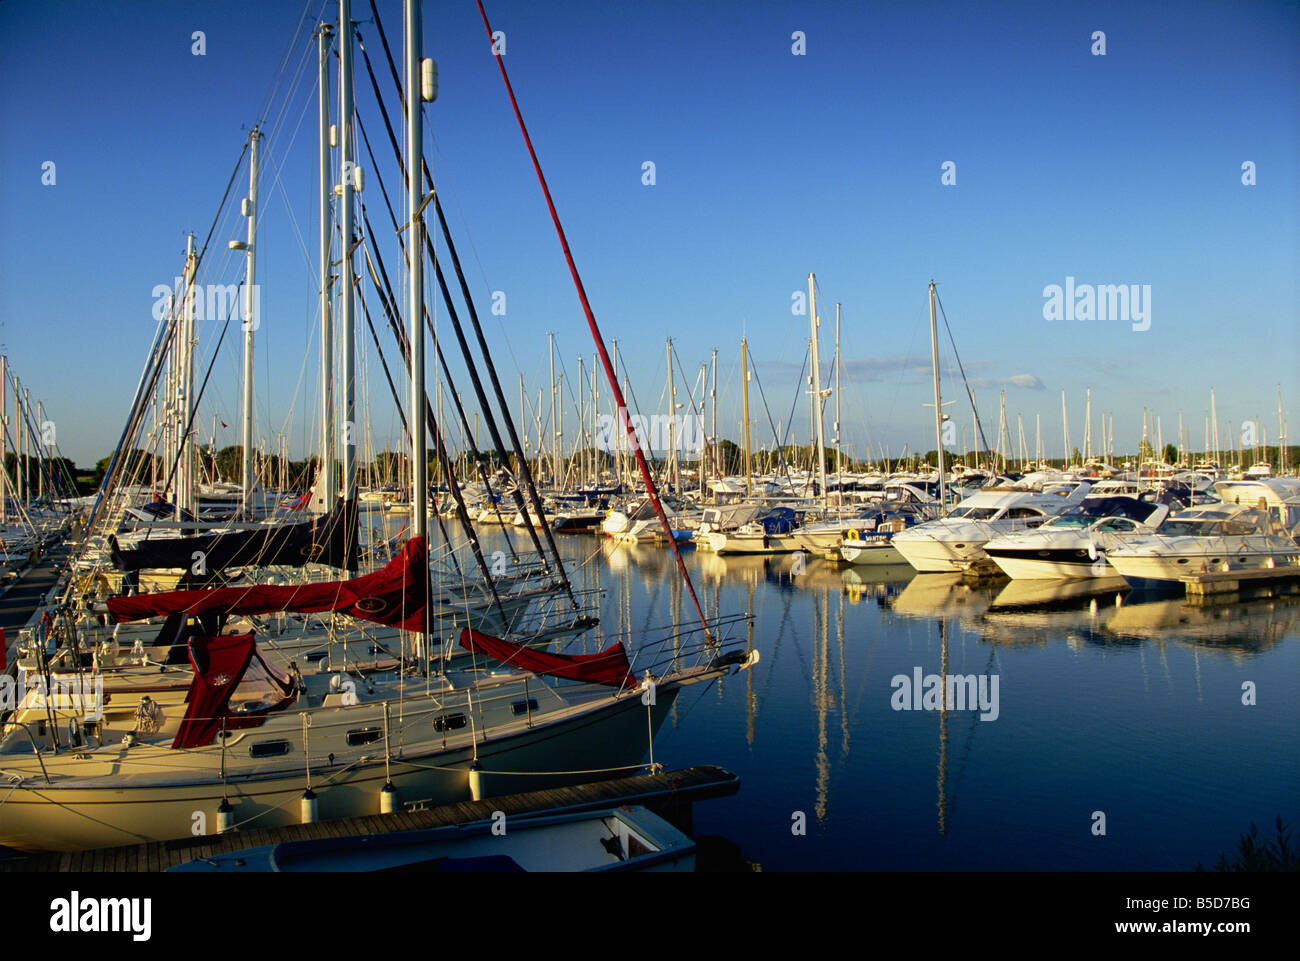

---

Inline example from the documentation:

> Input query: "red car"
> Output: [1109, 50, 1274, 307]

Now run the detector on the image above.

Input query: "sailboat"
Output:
[0, 0, 756, 854]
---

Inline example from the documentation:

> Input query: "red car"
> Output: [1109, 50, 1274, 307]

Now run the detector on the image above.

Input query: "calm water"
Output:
[436, 522, 1298, 871]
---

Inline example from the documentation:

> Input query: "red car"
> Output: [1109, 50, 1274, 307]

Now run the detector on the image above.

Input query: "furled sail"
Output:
[459, 627, 636, 688]
[107, 536, 431, 632]
[108, 500, 356, 573]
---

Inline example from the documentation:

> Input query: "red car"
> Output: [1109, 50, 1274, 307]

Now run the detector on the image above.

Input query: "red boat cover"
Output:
[107, 537, 432, 632]
[459, 627, 636, 688]
[172, 633, 295, 749]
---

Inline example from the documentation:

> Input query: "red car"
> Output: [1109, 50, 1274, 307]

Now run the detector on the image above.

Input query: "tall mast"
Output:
[15, 374, 24, 507]
[1060, 389, 1069, 467]
[406, 0, 428, 539]
[834, 303, 842, 490]
[241, 126, 261, 517]
[576, 355, 585, 488]
[741, 336, 751, 497]
[177, 233, 197, 521]
[997, 390, 1008, 474]
[1084, 388, 1092, 462]
[710, 347, 718, 486]
[808, 273, 827, 508]
[1279, 384, 1287, 474]
[22, 387, 32, 509]
[36, 399, 45, 501]
[317, 21, 335, 509]
[666, 338, 676, 489]
[338, 0, 358, 510]
[928, 281, 946, 510]
[548, 331, 557, 488]
[610, 339, 619, 486]
[698, 362, 707, 495]
[1210, 388, 1219, 466]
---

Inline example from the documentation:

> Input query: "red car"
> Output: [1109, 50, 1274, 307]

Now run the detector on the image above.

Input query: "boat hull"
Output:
[0, 686, 680, 853]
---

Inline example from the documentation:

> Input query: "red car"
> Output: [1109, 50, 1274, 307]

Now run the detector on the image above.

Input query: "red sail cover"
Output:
[459, 627, 635, 688]
[172, 633, 295, 749]
[107, 537, 432, 631]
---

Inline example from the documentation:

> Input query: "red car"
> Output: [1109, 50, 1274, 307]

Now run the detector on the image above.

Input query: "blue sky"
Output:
[1, 0, 1296, 469]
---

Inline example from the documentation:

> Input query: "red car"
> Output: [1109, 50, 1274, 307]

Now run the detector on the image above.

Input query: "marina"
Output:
[0, 0, 1295, 914]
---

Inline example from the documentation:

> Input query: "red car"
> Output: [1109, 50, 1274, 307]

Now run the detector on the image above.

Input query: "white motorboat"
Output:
[983, 496, 1170, 579]
[891, 483, 1090, 572]
[1106, 503, 1300, 591]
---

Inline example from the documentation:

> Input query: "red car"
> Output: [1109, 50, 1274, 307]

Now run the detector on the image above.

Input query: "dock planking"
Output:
[0, 765, 739, 872]
[0, 543, 71, 666]
[1181, 564, 1300, 602]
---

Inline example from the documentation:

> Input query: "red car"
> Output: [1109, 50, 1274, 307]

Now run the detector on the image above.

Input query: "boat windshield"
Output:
[1041, 514, 1094, 530]
[949, 506, 1000, 520]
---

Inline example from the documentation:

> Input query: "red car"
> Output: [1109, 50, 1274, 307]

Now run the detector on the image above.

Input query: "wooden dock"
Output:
[0, 542, 71, 667]
[0, 764, 740, 872]
[1181, 565, 1300, 604]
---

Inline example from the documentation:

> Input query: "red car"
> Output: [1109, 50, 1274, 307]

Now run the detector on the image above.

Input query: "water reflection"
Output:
[431, 526, 1297, 869]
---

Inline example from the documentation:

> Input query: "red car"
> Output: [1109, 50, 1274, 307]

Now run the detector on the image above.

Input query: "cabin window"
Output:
[249, 739, 292, 758]
[511, 698, 539, 716]
[304, 651, 328, 663]
[433, 713, 467, 732]
[346, 728, 383, 746]
[367, 644, 387, 656]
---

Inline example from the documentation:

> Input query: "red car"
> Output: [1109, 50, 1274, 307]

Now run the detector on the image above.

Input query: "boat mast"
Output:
[36, 399, 45, 501]
[1084, 388, 1092, 462]
[548, 331, 557, 488]
[610, 339, 619, 486]
[698, 361, 707, 496]
[808, 273, 827, 509]
[177, 233, 197, 521]
[997, 390, 1008, 474]
[1279, 384, 1287, 475]
[406, 0, 428, 541]
[666, 338, 676, 489]
[834, 302, 842, 493]
[1210, 388, 1219, 467]
[1060, 389, 1069, 468]
[928, 281, 946, 512]
[576, 355, 584, 488]
[317, 21, 336, 510]
[710, 347, 718, 488]
[241, 126, 261, 518]
[339, 0, 358, 513]
[741, 336, 751, 497]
